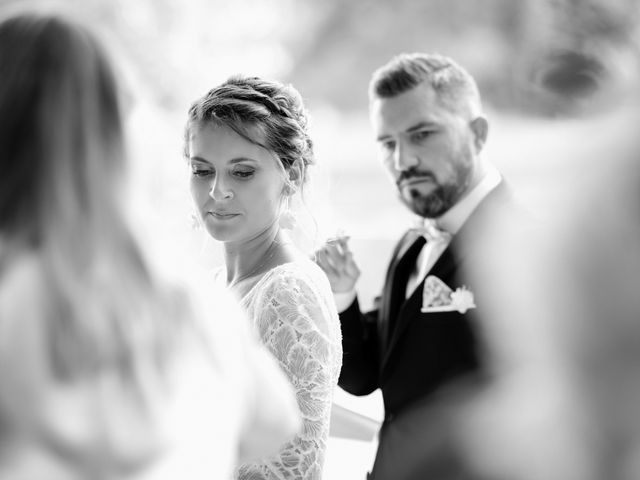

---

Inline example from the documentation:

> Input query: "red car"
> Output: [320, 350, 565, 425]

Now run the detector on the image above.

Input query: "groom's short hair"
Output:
[369, 52, 483, 118]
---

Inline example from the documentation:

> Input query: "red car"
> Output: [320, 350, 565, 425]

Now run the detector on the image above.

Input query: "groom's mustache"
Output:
[396, 170, 437, 188]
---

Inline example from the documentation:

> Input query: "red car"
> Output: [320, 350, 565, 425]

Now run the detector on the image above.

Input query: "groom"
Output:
[316, 53, 515, 479]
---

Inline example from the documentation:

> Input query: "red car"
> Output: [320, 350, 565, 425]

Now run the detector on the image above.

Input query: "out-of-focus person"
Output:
[184, 75, 342, 480]
[458, 95, 640, 480]
[0, 10, 299, 480]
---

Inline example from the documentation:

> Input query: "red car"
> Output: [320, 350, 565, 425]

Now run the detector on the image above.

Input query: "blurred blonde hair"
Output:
[0, 11, 193, 382]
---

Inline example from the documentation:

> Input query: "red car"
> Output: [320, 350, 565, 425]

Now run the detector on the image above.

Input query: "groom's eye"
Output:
[380, 140, 396, 152]
[411, 130, 432, 142]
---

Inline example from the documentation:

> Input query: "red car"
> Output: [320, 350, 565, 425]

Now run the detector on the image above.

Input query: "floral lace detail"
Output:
[235, 259, 342, 480]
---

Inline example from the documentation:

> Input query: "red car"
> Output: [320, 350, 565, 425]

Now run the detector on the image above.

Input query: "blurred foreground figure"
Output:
[460, 100, 640, 480]
[0, 10, 299, 480]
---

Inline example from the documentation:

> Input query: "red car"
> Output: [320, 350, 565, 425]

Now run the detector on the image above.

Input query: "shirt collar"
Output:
[421, 163, 502, 236]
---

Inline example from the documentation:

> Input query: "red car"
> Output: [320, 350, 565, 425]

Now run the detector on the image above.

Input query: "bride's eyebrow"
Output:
[189, 156, 212, 165]
[189, 156, 259, 165]
[229, 157, 258, 164]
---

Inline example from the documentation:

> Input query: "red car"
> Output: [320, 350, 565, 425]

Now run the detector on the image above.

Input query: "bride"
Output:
[184, 75, 342, 479]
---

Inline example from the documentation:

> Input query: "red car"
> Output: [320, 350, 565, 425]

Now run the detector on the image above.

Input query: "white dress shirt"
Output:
[405, 165, 502, 297]
[333, 164, 502, 313]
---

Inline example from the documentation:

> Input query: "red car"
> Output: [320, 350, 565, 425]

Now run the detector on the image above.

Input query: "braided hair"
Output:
[184, 75, 314, 191]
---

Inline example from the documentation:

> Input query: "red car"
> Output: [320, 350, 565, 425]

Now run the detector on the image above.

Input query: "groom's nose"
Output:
[394, 142, 419, 172]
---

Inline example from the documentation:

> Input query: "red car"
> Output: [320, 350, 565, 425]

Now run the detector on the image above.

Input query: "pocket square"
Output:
[421, 275, 476, 313]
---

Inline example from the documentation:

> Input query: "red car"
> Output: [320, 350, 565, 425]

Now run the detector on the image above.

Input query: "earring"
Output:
[279, 210, 296, 230]
[278, 196, 296, 230]
[190, 211, 202, 231]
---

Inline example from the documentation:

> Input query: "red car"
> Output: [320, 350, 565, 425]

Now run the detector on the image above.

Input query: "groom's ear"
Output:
[470, 116, 489, 153]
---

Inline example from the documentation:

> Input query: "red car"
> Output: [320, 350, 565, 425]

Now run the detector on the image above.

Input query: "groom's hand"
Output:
[314, 236, 360, 293]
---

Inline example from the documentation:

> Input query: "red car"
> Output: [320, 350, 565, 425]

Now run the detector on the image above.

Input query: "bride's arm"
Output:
[240, 272, 340, 479]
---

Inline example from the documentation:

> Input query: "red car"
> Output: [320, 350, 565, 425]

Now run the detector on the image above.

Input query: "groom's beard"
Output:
[398, 163, 472, 219]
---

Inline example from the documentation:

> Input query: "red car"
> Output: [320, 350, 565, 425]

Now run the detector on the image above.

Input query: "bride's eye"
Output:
[233, 168, 255, 179]
[192, 167, 214, 177]
[190, 160, 215, 177]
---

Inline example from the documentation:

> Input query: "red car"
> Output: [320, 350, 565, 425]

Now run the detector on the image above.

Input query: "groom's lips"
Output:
[399, 176, 436, 189]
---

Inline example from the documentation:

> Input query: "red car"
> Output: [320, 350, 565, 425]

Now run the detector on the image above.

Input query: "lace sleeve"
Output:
[236, 266, 341, 480]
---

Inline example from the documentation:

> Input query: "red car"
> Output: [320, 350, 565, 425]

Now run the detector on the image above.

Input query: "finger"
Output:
[315, 249, 340, 277]
[327, 234, 350, 245]
[313, 244, 336, 260]
[345, 259, 361, 279]
[327, 235, 352, 255]
[336, 236, 352, 253]
[317, 243, 344, 263]
[322, 244, 348, 268]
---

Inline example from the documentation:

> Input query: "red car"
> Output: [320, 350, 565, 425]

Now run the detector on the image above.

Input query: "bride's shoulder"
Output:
[255, 257, 333, 300]
[261, 257, 318, 283]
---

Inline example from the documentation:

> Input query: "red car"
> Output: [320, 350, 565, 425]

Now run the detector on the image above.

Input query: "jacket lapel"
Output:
[377, 232, 425, 358]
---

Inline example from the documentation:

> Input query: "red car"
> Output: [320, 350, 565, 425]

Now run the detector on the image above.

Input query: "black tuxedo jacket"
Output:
[338, 182, 515, 479]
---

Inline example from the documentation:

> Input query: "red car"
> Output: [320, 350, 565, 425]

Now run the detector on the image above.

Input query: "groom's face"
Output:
[370, 81, 476, 219]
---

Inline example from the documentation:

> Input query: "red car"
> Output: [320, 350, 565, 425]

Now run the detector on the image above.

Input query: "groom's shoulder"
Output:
[471, 178, 528, 227]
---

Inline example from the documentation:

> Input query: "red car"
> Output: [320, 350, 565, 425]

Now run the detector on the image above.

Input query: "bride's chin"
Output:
[204, 224, 236, 242]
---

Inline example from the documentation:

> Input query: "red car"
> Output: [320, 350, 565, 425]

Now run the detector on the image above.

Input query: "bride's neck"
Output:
[223, 224, 283, 284]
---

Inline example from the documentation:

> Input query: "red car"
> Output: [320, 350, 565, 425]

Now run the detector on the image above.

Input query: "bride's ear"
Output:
[283, 160, 303, 195]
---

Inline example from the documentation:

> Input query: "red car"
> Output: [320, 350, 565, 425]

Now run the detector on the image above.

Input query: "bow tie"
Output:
[412, 220, 452, 243]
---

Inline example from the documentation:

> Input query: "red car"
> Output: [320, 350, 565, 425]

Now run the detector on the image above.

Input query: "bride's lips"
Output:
[208, 211, 240, 220]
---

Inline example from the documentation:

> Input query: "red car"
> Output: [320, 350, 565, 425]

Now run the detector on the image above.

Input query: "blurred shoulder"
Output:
[0, 249, 49, 322]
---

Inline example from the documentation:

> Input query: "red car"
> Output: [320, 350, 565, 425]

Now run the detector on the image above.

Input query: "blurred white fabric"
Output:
[325, 388, 383, 479]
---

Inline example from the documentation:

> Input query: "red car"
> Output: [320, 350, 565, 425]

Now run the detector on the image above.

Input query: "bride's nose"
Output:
[209, 176, 234, 201]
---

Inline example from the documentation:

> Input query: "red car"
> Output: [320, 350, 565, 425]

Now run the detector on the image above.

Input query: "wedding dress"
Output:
[233, 258, 343, 480]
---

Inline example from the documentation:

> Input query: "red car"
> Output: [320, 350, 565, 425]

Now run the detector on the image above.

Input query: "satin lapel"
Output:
[378, 231, 424, 359]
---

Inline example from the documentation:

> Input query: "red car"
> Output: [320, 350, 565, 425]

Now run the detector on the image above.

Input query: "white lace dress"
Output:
[229, 258, 342, 480]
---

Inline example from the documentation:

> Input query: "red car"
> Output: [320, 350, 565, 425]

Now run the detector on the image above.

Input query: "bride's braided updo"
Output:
[184, 75, 314, 191]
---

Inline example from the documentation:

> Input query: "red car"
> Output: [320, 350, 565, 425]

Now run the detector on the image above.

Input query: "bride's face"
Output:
[188, 124, 286, 243]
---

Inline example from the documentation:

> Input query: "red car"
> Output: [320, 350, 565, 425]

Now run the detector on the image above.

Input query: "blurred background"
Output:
[18, 0, 632, 308]
[4, 0, 639, 477]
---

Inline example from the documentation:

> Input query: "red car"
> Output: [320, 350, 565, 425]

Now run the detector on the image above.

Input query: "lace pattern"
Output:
[234, 259, 342, 480]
